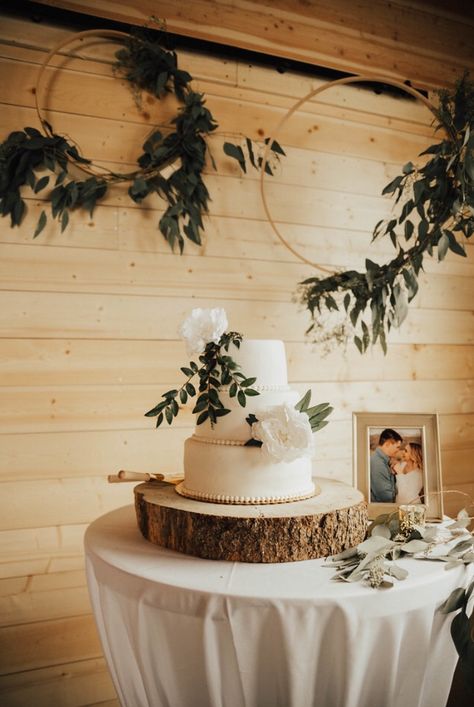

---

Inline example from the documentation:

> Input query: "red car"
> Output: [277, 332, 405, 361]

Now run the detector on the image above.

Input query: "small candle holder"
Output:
[398, 504, 426, 534]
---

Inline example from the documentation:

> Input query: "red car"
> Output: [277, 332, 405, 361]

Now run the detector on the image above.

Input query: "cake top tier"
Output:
[230, 339, 288, 388]
[194, 338, 295, 441]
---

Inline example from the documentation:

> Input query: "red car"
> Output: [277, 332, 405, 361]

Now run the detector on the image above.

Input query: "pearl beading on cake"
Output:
[192, 434, 246, 446]
[220, 384, 289, 392]
[175, 482, 316, 505]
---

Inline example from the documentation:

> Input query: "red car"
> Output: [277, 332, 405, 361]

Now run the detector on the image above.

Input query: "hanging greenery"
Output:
[0, 30, 283, 252]
[298, 73, 474, 353]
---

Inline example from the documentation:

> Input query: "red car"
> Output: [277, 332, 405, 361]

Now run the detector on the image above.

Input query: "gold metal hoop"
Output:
[35, 29, 141, 179]
[260, 75, 439, 273]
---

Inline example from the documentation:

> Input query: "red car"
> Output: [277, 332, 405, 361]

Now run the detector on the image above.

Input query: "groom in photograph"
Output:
[370, 428, 403, 502]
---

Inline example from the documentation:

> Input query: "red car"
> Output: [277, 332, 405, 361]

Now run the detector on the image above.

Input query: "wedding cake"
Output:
[145, 308, 332, 506]
[177, 338, 317, 504]
[140, 308, 368, 561]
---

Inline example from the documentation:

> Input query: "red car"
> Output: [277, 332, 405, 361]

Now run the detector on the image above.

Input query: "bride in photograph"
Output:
[394, 442, 424, 504]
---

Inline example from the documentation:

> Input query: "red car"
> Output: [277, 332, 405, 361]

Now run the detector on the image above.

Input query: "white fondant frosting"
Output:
[182, 438, 315, 504]
[180, 338, 317, 505]
[230, 339, 288, 387]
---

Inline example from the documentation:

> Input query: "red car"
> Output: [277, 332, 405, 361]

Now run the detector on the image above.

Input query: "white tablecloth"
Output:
[85, 506, 472, 707]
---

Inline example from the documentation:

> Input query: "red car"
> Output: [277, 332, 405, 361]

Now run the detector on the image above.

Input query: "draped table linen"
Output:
[85, 505, 471, 707]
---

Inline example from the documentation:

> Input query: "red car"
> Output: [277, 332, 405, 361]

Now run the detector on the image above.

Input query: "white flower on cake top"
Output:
[250, 402, 314, 462]
[179, 307, 228, 355]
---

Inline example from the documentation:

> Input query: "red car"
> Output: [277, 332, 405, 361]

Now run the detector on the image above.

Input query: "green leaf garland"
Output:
[0, 30, 284, 251]
[299, 73, 474, 353]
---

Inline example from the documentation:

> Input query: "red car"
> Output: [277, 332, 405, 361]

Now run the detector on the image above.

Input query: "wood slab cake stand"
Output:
[134, 478, 367, 563]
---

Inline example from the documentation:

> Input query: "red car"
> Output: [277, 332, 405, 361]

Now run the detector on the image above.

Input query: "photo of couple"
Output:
[369, 427, 424, 504]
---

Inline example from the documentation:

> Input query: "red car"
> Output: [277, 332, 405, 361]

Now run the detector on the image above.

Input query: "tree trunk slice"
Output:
[134, 478, 367, 563]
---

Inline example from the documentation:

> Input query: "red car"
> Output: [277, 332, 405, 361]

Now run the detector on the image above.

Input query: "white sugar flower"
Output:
[179, 307, 228, 356]
[251, 402, 314, 463]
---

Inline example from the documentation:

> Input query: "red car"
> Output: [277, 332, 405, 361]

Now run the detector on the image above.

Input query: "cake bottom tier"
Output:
[181, 437, 316, 504]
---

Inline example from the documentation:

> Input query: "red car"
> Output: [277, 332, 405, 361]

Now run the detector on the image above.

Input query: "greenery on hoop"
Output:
[299, 73, 474, 353]
[144, 331, 260, 428]
[0, 31, 284, 251]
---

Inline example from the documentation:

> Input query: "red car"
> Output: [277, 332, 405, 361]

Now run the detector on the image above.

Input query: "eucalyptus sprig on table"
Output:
[327, 510, 474, 589]
[299, 73, 474, 354]
[145, 332, 259, 428]
[0, 30, 284, 251]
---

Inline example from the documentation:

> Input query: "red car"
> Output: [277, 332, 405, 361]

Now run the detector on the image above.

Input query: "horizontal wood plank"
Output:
[1, 201, 472, 283]
[28, 0, 474, 87]
[0, 657, 116, 707]
[0, 291, 472, 344]
[0, 581, 91, 627]
[0, 556, 85, 582]
[0, 243, 472, 311]
[0, 378, 473, 433]
[0, 16, 440, 127]
[0, 428, 190, 481]
[0, 338, 472, 386]
[0, 523, 85, 558]
[0, 15, 237, 83]
[441, 448, 474, 488]
[0, 53, 437, 140]
[0, 93, 434, 170]
[116, 208, 474, 277]
[0, 614, 103, 675]
[0, 477, 133, 530]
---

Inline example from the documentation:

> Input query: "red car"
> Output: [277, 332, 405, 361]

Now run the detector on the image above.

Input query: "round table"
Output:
[85, 505, 471, 707]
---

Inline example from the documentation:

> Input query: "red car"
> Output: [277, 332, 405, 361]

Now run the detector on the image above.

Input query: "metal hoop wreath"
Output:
[259, 75, 439, 274]
[35, 29, 148, 180]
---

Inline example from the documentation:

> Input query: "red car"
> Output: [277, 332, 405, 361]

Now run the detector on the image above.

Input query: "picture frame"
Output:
[353, 412, 443, 521]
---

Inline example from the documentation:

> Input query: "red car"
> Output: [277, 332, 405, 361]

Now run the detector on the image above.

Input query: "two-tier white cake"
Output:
[176, 339, 318, 504]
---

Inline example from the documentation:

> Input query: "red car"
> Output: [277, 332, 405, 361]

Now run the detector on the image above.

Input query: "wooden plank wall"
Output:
[34, 0, 474, 89]
[0, 5, 473, 706]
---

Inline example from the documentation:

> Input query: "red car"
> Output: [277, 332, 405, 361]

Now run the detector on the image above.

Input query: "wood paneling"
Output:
[31, 0, 474, 88]
[1, 380, 474, 435]
[0, 657, 116, 707]
[0, 340, 472, 387]
[0, 4, 473, 706]
[0, 570, 91, 626]
[0, 615, 103, 674]
[1, 291, 472, 345]
[1, 243, 473, 308]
